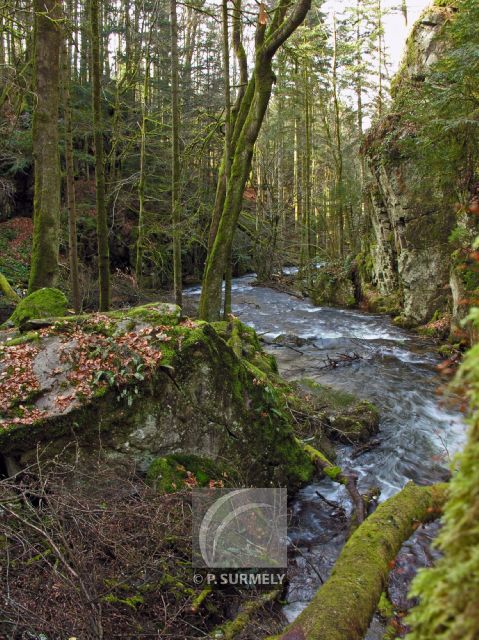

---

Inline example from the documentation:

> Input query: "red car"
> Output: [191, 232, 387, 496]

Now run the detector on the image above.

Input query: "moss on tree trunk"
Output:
[0, 272, 20, 303]
[199, 0, 312, 321]
[28, 0, 62, 293]
[90, 0, 110, 311]
[275, 482, 446, 640]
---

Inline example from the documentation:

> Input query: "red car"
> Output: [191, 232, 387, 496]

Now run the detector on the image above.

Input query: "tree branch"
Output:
[264, 0, 311, 58]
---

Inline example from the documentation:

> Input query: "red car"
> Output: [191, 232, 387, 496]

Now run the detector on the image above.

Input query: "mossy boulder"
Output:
[0, 307, 315, 490]
[8, 288, 68, 330]
[329, 400, 380, 444]
[310, 264, 356, 308]
[298, 378, 381, 444]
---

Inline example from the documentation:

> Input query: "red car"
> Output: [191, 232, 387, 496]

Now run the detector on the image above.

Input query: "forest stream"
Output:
[187, 274, 467, 637]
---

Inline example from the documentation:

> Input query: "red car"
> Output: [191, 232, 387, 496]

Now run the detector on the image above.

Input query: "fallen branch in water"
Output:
[319, 353, 362, 370]
[351, 439, 381, 460]
[274, 482, 447, 640]
[315, 490, 343, 511]
[296, 439, 366, 526]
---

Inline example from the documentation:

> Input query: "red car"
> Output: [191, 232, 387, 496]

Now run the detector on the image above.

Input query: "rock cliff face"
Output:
[363, 3, 458, 326]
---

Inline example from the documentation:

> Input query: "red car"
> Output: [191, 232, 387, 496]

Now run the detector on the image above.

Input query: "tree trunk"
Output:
[90, 0, 110, 311]
[135, 49, 150, 285]
[276, 483, 446, 640]
[61, 38, 81, 313]
[171, 0, 182, 308]
[199, 0, 312, 321]
[28, 0, 62, 293]
[222, 0, 233, 318]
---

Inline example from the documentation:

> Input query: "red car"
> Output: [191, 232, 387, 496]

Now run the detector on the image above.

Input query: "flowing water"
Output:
[186, 274, 467, 635]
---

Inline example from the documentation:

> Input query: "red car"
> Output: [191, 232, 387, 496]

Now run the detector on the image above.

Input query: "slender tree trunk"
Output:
[90, 0, 110, 310]
[61, 39, 81, 313]
[171, 0, 182, 307]
[199, 0, 312, 321]
[0, 273, 20, 303]
[135, 53, 149, 285]
[28, 0, 62, 293]
[222, 0, 233, 318]
[377, 0, 384, 117]
[332, 14, 344, 257]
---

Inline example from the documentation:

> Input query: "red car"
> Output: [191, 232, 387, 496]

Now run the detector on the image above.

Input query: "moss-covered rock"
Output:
[329, 401, 380, 444]
[298, 378, 381, 444]
[361, 5, 460, 327]
[309, 262, 356, 308]
[0, 306, 314, 490]
[147, 454, 233, 493]
[8, 288, 68, 329]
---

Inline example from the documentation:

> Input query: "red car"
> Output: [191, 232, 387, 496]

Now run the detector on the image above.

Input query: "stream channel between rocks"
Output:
[185, 274, 467, 637]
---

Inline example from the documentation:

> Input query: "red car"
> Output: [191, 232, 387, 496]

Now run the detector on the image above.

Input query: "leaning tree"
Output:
[199, 0, 312, 321]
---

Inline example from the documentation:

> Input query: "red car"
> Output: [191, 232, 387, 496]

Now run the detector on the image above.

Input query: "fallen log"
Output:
[211, 588, 280, 639]
[274, 482, 446, 640]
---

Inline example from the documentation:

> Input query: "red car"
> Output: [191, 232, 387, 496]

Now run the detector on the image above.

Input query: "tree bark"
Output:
[28, 0, 62, 293]
[276, 482, 447, 640]
[61, 36, 81, 313]
[222, 0, 233, 318]
[0, 272, 20, 303]
[90, 0, 110, 311]
[171, 0, 182, 308]
[199, 0, 312, 321]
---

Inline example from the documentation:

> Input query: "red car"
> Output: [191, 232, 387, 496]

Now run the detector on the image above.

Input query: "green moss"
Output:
[406, 332, 479, 639]
[300, 441, 342, 481]
[275, 483, 446, 640]
[378, 592, 395, 620]
[111, 302, 181, 326]
[147, 454, 233, 493]
[102, 593, 145, 609]
[8, 288, 68, 329]
[4, 331, 40, 346]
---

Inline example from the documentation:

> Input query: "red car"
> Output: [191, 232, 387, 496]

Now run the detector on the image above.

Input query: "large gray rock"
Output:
[363, 4, 458, 325]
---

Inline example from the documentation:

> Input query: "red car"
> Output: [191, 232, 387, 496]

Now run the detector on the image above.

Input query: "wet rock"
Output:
[297, 378, 381, 444]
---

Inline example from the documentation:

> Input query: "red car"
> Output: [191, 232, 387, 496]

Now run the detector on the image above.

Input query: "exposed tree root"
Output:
[274, 482, 446, 640]
[0, 272, 20, 304]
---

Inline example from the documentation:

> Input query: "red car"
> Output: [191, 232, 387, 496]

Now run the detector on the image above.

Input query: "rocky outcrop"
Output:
[363, 3, 458, 326]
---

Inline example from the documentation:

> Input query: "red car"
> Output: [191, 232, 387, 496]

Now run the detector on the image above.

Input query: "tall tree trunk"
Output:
[136, 45, 150, 285]
[61, 37, 81, 313]
[171, 0, 182, 307]
[222, 0, 233, 318]
[28, 0, 62, 293]
[90, 0, 110, 310]
[332, 14, 344, 256]
[199, 0, 312, 321]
